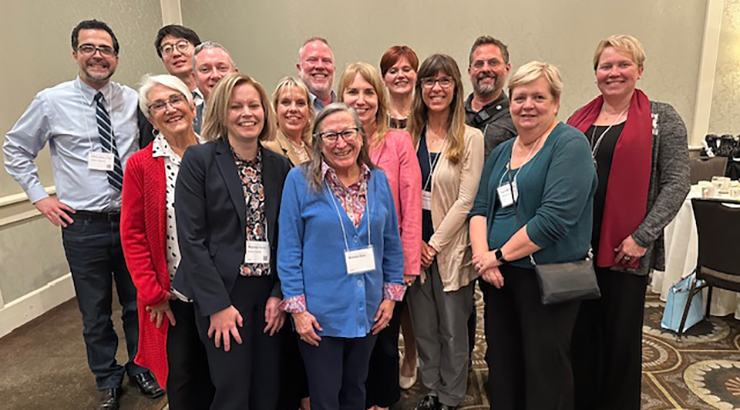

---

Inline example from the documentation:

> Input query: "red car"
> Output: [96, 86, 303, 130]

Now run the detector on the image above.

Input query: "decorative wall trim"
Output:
[691, 0, 725, 146]
[0, 186, 55, 227]
[0, 273, 75, 339]
[160, 0, 183, 25]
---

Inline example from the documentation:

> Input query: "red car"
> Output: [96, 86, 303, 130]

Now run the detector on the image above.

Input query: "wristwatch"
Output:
[495, 248, 507, 263]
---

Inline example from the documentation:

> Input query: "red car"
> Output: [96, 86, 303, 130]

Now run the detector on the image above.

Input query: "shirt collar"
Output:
[310, 90, 336, 112]
[75, 76, 112, 106]
[464, 91, 508, 115]
[321, 161, 371, 183]
[230, 143, 263, 165]
[191, 88, 204, 106]
[152, 133, 204, 161]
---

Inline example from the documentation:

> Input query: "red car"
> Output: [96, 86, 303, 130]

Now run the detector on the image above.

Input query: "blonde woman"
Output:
[406, 54, 484, 410]
[173, 73, 291, 410]
[338, 62, 422, 410]
[265, 76, 314, 165]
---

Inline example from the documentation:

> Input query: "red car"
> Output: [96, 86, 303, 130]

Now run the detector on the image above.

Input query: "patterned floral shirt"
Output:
[322, 161, 371, 228]
[232, 147, 270, 277]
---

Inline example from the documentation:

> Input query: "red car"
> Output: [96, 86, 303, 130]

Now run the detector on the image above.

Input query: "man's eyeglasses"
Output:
[148, 94, 187, 114]
[317, 127, 360, 144]
[160, 40, 191, 56]
[471, 59, 502, 70]
[77, 44, 116, 57]
[421, 76, 453, 89]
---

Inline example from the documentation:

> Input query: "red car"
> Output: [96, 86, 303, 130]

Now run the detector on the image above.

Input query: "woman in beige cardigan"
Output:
[265, 76, 314, 166]
[406, 54, 484, 410]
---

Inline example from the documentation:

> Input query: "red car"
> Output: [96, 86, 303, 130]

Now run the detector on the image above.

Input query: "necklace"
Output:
[590, 106, 628, 158]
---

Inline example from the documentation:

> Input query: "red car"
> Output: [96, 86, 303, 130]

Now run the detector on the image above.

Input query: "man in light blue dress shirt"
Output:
[3, 19, 162, 410]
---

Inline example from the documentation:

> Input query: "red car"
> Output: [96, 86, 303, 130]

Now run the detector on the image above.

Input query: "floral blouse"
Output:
[231, 147, 271, 277]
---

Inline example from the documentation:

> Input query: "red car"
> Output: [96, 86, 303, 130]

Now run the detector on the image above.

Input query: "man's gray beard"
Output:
[473, 81, 497, 96]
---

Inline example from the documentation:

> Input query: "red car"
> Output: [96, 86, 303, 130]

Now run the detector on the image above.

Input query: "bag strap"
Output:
[529, 248, 593, 266]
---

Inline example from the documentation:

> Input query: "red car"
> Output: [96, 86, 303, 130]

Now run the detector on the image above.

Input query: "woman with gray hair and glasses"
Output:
[278, 103, 405, 410]
[121, 74, 213, 410]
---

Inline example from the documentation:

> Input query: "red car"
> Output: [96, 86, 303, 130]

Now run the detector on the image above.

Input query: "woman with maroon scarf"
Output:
[567, 35, 690, 410]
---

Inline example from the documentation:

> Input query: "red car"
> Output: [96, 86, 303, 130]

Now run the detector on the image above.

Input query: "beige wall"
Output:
[709, 0, 740, 135]
[0, 0, 162, 314]
[0, 0, 163, 198]
[182, 0, 706, 136]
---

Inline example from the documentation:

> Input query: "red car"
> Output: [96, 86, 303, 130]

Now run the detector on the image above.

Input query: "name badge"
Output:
[422, 190, 432, 211]
[244, 240, 270, 264]
[344, 245, 376, 275]
[497, 180, 518, 208]
[88, 152, 115, 171]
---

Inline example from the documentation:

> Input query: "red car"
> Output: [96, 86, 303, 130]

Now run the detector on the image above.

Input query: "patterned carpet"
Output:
[393, 288, 740, 410]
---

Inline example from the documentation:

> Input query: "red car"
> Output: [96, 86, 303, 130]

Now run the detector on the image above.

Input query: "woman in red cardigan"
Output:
[121, 74, 213, 410]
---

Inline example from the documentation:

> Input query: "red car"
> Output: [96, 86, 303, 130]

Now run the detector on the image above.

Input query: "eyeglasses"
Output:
[471, 59, 502, 70]
[76, 44, 116, 57]
[160, 40, 190, 56]
[421, 76, 453, 89]
[317, 127, 359, 144]
[148, 94, 187, 114]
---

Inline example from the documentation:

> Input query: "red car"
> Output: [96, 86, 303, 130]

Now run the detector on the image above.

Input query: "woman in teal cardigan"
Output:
[278, 103, 405, 410]
[469, 61, 597, 410]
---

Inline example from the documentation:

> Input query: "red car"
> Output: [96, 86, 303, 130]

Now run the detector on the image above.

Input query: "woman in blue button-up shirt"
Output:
[278, 103, 405, 410]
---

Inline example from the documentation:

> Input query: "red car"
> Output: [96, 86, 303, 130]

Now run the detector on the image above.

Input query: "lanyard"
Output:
[420, 131, 445, 192]
[499, 136, 541, 188]
[325, 180, 371, 252]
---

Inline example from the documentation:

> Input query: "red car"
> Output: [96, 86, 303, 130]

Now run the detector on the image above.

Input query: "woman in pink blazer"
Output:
[338, 62, 422, 410]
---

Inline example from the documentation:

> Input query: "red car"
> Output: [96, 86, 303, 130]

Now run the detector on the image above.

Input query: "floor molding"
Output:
[0, 273, 74, 339]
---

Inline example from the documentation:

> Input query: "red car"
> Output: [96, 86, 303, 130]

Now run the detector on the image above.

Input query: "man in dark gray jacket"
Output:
[464, 36, 517, 159]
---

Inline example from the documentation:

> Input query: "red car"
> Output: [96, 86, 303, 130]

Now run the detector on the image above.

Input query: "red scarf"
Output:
[567, 89, 652, 269]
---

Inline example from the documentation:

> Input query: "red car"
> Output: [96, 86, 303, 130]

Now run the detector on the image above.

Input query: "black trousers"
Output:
[194, 275, 281, 410]
[571, 268, 648, 410]
[483, 265, 580, 410]
[299, 334, 377, 410]
[167, 300, 215, 410]
[61, 214, 145, 390]
[365, 298, 404, 407]
[276, 318, 310, 410]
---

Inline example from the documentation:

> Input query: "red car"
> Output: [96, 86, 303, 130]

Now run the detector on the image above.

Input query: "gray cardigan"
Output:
[626, 101, 690, 276]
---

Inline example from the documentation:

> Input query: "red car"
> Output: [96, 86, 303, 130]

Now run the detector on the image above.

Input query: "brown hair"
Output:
[337, 62, 389, 148]
[407, 54, 466, 164]
[201, 72, 275, 142]
[468, 36, 510, 66]
[379, 45, 419, 77]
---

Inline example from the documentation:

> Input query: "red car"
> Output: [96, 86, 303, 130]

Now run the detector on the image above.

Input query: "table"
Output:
[650, 188, 740, 319]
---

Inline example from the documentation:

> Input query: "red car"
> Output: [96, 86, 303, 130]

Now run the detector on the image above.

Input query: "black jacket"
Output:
[173, 137, 292, 316]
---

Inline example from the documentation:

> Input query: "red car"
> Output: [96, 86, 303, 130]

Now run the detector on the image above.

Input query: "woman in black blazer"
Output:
[173, 73, 292, 410]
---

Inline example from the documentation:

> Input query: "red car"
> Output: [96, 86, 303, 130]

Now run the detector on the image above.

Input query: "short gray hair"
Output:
[138, 74, 193, 119]
[192, 41, 235, 71]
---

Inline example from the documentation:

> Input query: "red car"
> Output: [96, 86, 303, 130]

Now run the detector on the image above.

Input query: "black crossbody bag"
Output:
[508, 165, 601, 306]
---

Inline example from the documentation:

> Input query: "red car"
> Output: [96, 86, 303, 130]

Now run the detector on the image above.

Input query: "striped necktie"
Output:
[192, 91, 202, 134]
[94, 91, 124, 191]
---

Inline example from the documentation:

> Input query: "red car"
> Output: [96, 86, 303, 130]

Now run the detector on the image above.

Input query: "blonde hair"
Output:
[508, 61, 563, 100]
[407, 54, 466, 164]
[337, 62, 389, 148]
[271, 76, 314, 145]
[138, 74, 193, 120]
[201, 72, 275, 143]
[303, 103, 375, 192]
[592, 34, 646, 70]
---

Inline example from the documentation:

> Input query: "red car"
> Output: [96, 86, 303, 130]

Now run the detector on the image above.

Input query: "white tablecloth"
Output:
[650, 189, 740, 319]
